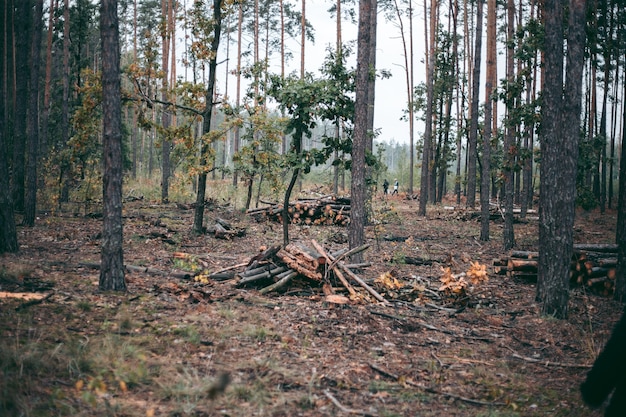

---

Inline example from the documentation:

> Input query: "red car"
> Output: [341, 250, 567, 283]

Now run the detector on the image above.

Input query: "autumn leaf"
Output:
[375, 271, 403, 290]
[467, 261, 488, 285]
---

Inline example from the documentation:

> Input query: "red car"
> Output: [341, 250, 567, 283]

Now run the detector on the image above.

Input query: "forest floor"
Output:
[0, 189, 620, 417]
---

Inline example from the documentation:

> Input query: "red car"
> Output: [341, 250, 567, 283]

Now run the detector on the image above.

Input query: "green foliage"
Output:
[232, 107, 285, 196]
[576, 184, 598, 211]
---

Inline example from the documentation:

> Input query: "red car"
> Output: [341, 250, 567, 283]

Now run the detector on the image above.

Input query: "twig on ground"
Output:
[324, 390, 376, 416]
[368, 363, 507, 407]
[15, 292, 54, 311]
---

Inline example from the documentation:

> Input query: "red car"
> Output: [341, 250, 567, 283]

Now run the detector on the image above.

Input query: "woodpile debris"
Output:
[202, 240, 386, 303]
[247, 196, 351, 226]
[493, 244, 618, 296]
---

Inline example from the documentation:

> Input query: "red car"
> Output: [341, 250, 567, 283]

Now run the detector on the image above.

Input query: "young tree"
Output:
[99, 0, 126, 292]
[160, 0, 173, 203]
[536, 0, 587, 318]
[193, 0, 224, 235]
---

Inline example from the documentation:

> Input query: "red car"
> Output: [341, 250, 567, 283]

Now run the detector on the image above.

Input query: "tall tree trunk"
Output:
[232, 1, 243, 188]
[11, 0, 32, 213]
[349, 0, 374, 262]
[480, 0, 496, 241]
[614, 81, 626, 301]
[24, 0, 44, 227]
[333, 0, 342, 194]
[392, 0, 414, 195]
[59, 0, 71, 204]
[365, 0, 377, 211]
[418, 0, 438, 216]
[300, 0, 305, 78]
[193, 0, 223, 234]
[99, 0, 126, 292]
[537, 0, 587, 318]
[131, 0, 138, 179]
[0, 0, 18, 253]
[160, 0, 172, 204]
[502, 0, 516, 250]
[466, 0, 483, 208]
[407, 0, 414, 194]
[40, 0, 56, 158]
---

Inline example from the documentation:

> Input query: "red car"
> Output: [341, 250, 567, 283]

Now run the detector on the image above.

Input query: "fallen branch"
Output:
[258, 270, 298, 294]
[311, 239, 357, 298]
[15, 292, 54, 311]
[324, 390, 375, 416]
[368, 363, 507, 407]
[508, 350, 592, 369]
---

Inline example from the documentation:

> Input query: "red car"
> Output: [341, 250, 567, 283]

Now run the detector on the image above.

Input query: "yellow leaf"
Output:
[75, 379, 84, 391]
[119, 380, 128, 393]
[375, 271, 403, 289]
[146, 409, 155, 417]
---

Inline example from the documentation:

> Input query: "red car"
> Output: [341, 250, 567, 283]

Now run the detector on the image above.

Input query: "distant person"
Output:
[392, 179, 399, 195]
[383, 179, 389, 195]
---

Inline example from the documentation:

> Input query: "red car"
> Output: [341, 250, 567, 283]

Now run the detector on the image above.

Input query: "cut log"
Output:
[507, 259, 538, 273]
[510, 251, 539, 259]
[311, 239, 357, 298]
[276, 249, 322, 282]
[237, 266, 289, 286]
[573, 243, 618, 253]
[258, 270, 298, 294]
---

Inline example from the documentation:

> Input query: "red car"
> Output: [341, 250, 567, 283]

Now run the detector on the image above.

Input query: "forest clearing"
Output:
[0, 192, 619, 417]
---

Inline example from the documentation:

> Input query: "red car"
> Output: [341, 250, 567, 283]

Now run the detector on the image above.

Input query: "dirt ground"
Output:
[0, 194, 621, 417]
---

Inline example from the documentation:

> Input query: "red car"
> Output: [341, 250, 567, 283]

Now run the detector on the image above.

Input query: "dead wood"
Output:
[258, 270, 298, 294]
[573, 243, 618, 253]
[368, 363, 506, 407]
[311, 239, 357, 298]
[276, 249, 322, 281]
[14, 292, 54, 311]
[237, 266, 289, 286]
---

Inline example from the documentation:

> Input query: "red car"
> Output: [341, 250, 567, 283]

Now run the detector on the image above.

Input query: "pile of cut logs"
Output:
[247, 196, 351, 226]
[206, 240, 386, 303]
[493, 244, 618, 296]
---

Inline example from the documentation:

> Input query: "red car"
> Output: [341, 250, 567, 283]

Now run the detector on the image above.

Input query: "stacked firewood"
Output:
[207, 240, 386, 303]
[247, 196, 351, 226]
[493, 244, 618, 296]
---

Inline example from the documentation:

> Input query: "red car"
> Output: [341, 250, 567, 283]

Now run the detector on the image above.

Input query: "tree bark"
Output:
[193, 0, 223, 234]
[349, 0, 374, 262]
[99, 0, 126, 292]
[40, 0, 56, 158]
[614, 76, 626, 302]
[160, 0, 172, 204]
[0, 0, 18, 253]
[11, 0, 32, 213]
[24, 0, 44, 227]
[465, 0, 483, 208]
[537, 0, 587, 318]
[480, 0, 496, 241]
[418, 0, 438, 215]
[502, 0, 516, 250]
[59, 0, 71, 204]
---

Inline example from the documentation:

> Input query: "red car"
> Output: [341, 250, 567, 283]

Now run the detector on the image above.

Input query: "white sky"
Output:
[303, 1, 425, 145]
[203, 0, 426, 146]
